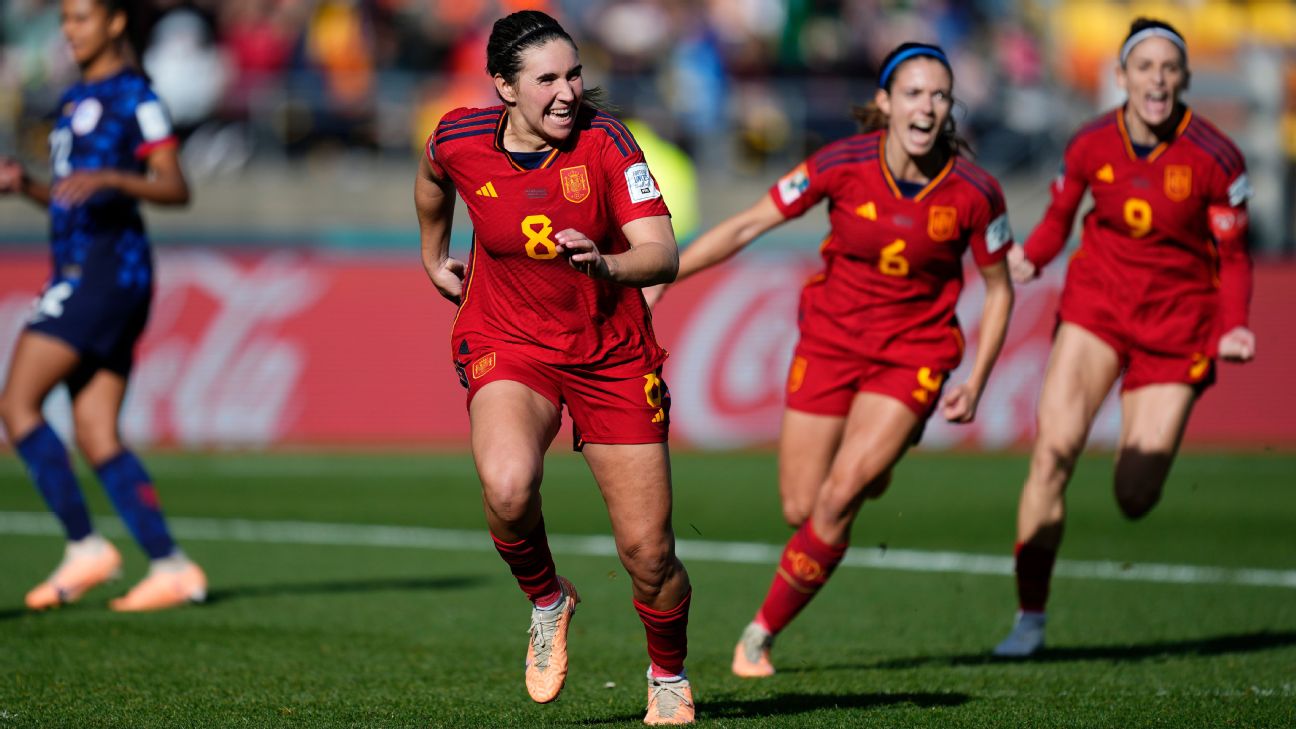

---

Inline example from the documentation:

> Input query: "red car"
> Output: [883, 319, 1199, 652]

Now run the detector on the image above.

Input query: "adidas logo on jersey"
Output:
[475, 182, 498, 198]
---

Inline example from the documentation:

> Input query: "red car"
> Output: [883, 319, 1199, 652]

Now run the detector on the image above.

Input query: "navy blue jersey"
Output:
[48, 68, 175, 290]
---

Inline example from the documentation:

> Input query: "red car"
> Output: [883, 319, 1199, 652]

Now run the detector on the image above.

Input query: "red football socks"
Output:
[491, 518, 561, 607]
[1014, 541, 1057, 613]
[755, 521, 848, 635]
[634, 590, 691, 677]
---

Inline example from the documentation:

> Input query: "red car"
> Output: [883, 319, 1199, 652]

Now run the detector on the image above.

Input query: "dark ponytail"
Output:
[850, 42, 971, 158]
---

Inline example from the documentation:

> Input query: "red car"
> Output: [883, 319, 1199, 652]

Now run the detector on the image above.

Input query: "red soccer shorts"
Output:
[456, 346, 669, 450]
[1058, 272, 1216, 394]
[784, 341, 947, 419]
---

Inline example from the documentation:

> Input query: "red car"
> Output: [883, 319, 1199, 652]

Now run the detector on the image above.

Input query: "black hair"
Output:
[850, 42, 970, 159]
[485, 10, 606, 109]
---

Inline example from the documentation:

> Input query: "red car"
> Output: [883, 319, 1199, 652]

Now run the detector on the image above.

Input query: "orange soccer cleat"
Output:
[25, 535, 123, 610]
[644, 675, 695, 725]
[524, 575, 579, 703]
[731, 622, 776, 678]
[109, 557, 207, 612]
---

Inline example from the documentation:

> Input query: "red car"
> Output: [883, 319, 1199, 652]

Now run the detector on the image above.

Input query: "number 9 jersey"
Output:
[1022, 108, 1252, 364]
[430, 106, 670, 377]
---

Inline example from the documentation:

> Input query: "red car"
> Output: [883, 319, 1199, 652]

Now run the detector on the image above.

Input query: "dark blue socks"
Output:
[95, 450, 175, 559]
[15, 424, 92, 541]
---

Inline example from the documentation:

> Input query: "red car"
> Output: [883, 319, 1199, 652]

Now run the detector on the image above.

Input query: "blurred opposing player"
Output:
[993, 18, 1255, 657]
[415, 11, 694, 723]
[649, 43, 1015, 676]
[0, 0, 206, 612]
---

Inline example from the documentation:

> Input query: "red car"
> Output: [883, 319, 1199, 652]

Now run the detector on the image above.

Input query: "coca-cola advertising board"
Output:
[0, 250, 1290, 450]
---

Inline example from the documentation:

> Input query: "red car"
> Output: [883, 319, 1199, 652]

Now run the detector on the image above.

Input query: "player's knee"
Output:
[1031, 439, 1082, 485]
[781, 499, 812, 528]
[478, 463, 541, 527]
[0, 389, 31, 434]
[620, 538, 675, 589]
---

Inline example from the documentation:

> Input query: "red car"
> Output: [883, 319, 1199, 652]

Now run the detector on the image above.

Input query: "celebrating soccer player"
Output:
[649, 42, 1015, 676]
[414, 10, 695, 724]
[0, 0, 206, 611]
[992, 18, 1255, 658]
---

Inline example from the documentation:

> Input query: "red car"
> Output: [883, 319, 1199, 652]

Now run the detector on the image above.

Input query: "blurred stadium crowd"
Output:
[1, 0, 1294, 250]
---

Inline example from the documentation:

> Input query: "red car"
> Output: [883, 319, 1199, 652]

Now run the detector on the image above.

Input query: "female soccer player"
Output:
[650, 42, 1015, 676]
[414, 11, 694, 724]
[992, 18, 1255, 657]
[0, 0, 206, 611]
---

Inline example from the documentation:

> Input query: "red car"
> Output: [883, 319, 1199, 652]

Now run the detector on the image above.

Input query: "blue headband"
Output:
[879, 46, 951, 89]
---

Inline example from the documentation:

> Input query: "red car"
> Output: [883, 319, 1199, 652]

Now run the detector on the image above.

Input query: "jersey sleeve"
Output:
[1023, 136, 1089, 269]
[1207, 151, 1253, 332]
[965, 174, 1013, 267]
[599, 124, 670, 227]
[767, 156, 830, 220]
[131, 85, 177, 159]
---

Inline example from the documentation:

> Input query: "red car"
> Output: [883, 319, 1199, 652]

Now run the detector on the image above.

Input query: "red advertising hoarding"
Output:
[0, 250, 1290, 449]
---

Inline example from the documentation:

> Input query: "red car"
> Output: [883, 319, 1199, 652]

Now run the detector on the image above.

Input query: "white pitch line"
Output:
[2, 510, 1294, 590]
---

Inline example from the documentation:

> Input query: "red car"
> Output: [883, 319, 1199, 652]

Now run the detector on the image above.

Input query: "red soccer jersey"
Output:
[770, 130, 1013, 371]
[1023, 108, 1253, 335]
[430, 106, 671, 376]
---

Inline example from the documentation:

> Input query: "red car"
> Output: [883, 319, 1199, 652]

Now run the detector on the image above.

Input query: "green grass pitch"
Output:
[0, 450, 1293, 727]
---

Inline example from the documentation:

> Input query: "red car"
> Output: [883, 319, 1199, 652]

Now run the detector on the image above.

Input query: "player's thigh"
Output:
[1034, 323, 1122, 452]
[71, 368, 128, 465]
[1118, 383, 1196, 456]
[822, 392, 920, 504]
[468, 379, 561, 491]
[0, 331, 81, 436]
[778, 408, 844, 521]
[583, 441, 674, 552]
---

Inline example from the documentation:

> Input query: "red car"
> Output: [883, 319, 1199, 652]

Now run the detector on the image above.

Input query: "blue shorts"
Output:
[25, 267, 151, 391]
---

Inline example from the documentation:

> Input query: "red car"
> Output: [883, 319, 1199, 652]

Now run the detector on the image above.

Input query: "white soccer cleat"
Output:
[993, 610, 1046, 657]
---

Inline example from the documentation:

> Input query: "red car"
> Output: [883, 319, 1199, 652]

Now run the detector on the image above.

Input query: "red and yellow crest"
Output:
[1164, 165, 1192, 202]
[928, 206, 958, 242]
[471, 352, 497, 380]
[787, 550, 824, 583]
[560, 165, 590, 204]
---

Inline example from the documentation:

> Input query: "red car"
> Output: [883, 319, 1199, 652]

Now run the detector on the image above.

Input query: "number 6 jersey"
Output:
[430, 105, 670, 376]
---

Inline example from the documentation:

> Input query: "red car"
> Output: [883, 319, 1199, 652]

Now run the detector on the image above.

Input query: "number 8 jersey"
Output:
[430, 106, 670, 376]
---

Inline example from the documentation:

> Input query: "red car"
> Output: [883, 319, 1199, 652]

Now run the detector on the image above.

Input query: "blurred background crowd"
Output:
[1, 0, 1294, 251]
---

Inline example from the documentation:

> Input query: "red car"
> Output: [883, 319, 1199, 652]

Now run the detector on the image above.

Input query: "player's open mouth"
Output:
[909, 120, 935, 144]
[548, 107, 574, 125]
[1145, 91, 1170, 117]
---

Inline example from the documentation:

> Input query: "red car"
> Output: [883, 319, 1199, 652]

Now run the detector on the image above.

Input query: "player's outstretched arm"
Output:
[555, 214, 678, 287]
[53, 144, 189, 208]
[0, 158, 51, 208]
[942, 260, 1014, 423]
[415, 154, 463, 304]
[644, 194, 786, 306]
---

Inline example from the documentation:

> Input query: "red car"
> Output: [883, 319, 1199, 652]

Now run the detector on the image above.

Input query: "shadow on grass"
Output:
[583, 691, 969, 724]
[204, 574, 486, 604]
[824, 630, 1296, 670]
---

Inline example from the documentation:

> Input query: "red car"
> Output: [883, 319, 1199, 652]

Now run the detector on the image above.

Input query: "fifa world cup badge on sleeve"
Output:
[778, 164, 809, 205]
[624, 162, 660, 204]
[985, 213, 1012, 253]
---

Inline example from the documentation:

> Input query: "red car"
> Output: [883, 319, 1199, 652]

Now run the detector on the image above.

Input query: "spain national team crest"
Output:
[560, 165, 590, 204]
[927, 206, 958, 242]
[1165, 165, 1192, 202]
